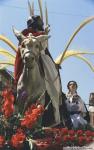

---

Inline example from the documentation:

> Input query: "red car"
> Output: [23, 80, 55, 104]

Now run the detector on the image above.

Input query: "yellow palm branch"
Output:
[0, 61, 14, 66]
[0, 49, 15, 60]
[0, 64, 8, 69]
[55, 50, 94, 71]
[58, 16, 94, 64]
[0, 48, 15, 69]
[74, 55, 94, 72]
[55, 50, 94, 64]
[0, 35, 16, 69]
[0, 35, 17, 52]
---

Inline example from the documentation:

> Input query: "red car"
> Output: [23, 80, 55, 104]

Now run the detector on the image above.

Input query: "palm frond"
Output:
[0, 61, 15, 66]
[74, 54, 94, 72]
[0, 49, 15, 60]
[0, 64, 8, 70]
[0, 35, 17, 52]
[55, 50, 94, 64]
[58, 16, 94, 64]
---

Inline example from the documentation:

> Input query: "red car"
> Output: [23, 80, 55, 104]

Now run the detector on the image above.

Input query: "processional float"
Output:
[0, 0, 94, 149]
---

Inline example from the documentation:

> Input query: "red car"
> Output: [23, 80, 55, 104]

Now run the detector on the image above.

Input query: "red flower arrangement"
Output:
[0, 88, 45, 149]
[11, 129, 26, 149]
[36, 128, 94, 150]
[21, 104, 44, 129]
[0, 136, 5, 148]
[76, 129, 83, 136]
[0, 88, 94, 150]
[2, 88, 15, 118]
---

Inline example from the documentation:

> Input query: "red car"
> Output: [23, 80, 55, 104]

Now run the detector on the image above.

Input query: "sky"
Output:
[0, 0, 94, 104]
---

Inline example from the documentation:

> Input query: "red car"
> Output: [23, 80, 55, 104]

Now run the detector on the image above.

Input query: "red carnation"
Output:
[2, 88, 15, 118]
[11, 131, 26, 148]
[21, 115, 37, 128]
[0, 136, 5, 148]
[85, 130, 92, 136]
[63, 135, 70, 142]
[61, 128, 68, 135]
[76, 130, 83, 136]
[86, 136, 92, 143]
[21, 104, 44, 129]
[78, 136, 86, 145]
[69, 135, 75, 141]
[68, 130, 75, 136]
[2, 89, 14, 102]
[92, 131, 94, 136]
[25, 104, 36, 115]
[4, 109, 14, 118]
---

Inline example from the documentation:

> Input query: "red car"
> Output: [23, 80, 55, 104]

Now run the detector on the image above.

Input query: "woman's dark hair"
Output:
[67, 80, 78, 89]
[89, 93, 94, 99]
[89, 92, 94, 106]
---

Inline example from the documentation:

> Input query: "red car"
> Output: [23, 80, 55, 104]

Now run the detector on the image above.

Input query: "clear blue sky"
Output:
[0, 0, 94, 104]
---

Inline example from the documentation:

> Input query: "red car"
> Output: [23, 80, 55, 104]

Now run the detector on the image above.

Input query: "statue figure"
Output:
[13, 0, 72, 128]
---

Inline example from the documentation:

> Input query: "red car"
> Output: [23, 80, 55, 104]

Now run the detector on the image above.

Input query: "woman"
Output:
[88, 93, 94, 127]
[66, 81, 87, 129]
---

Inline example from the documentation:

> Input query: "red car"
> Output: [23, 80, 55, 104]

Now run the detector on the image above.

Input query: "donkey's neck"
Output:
[22, 63, 44, 85]
[20, 63, 45, 98]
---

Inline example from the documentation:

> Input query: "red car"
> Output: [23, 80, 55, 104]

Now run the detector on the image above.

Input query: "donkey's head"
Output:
[13, 28, 50, 68]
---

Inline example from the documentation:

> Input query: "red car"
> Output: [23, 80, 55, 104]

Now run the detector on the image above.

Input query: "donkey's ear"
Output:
[36, 34, 51, 42]
[12, 26, 25, 42]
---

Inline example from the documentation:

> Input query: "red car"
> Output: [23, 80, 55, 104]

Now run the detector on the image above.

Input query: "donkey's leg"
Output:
[41, 91, 55, 127]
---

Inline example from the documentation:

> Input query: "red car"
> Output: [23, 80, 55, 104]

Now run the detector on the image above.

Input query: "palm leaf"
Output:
[0, 61, 15, 66]
[58, 16, 94, 64]
[74, 54, 94, 72]
[0, 49, 15, 60]
[55, 50, 94, 71]
[0, 35, 17, 52]
[55, 50, 94, 64]
[0, 64, 8, 69]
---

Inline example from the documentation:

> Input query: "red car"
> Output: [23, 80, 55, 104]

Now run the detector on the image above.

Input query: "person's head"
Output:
[67, 81, 78, 92]
[27, 15, 44, 31]
[89, 93, 94, 101]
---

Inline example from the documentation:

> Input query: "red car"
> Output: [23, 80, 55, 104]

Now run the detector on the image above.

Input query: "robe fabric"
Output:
[66, 92, 87, 128]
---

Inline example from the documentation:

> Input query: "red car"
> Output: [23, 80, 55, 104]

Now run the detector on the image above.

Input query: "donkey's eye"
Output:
[21, 48, 24, 54]
[21, 43, 25, 48]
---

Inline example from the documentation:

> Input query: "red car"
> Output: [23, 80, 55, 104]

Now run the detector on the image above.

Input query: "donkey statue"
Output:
[13, 28, 72, 128]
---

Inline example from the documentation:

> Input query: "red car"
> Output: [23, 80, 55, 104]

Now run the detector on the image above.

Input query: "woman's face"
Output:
[68, 82, 77, 92]
[90, 94, 94, 100]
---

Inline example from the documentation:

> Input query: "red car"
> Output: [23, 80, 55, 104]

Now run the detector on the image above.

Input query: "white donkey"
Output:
[13, 29, 63, 126]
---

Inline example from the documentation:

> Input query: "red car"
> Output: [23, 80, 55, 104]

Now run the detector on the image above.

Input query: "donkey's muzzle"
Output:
[24, 53, 35, 64]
